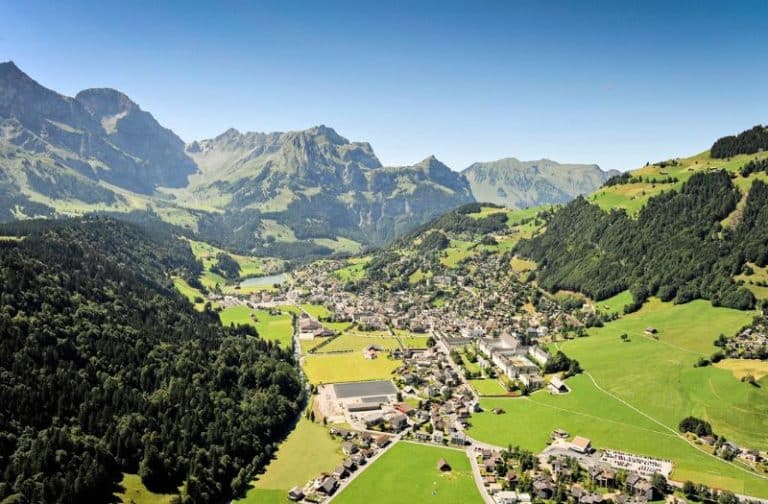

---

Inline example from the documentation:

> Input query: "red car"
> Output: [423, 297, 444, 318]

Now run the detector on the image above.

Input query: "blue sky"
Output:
[1, 1, 766, 171]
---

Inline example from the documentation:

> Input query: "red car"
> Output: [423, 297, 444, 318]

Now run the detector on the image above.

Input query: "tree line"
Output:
[711, 125, 768, 159]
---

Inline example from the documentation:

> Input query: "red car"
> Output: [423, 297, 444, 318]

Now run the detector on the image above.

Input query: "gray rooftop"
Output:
[333, 380, 397, 399]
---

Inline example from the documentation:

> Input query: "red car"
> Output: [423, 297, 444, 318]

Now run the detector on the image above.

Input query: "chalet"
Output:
[351, 453, 366, 466]
[533, 479, 555, 500]
[495, 491, 520, 504]
[432, 430, 444, 444]
[300, 318, 321, 332]
[317, 476, 337, 495]
[341, 441, 358, 455]
[632, 479, 653, 501]
[596, 468, 616, 488]
[484, 459, 497, 474]
[394, 402, 415, 415]
[287, 487, 304, 501]
[333, 466, 348, 479]
[388, 413, 408, 431]
[330, 427, 352, 439]
[343, 459, 357, 472]
[570, 436, 592, 454]
[437, 458, 452, 472]
[548, 376, 569, 394]
[374, 434, 390, 448]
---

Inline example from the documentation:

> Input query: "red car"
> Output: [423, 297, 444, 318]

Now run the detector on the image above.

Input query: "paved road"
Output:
[468, 446, 495, 504]
[325, 433, 402, 502]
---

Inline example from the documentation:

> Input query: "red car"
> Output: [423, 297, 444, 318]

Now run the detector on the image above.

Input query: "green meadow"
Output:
[219, 305, 294, 348]
[334, 442, 482, 504]
[172, 277, 207, 311]
[302, 353, 401, 384]
[115, 473, 177, 504]
[237, 417, 343, 504]
[468, 298, 768, 496]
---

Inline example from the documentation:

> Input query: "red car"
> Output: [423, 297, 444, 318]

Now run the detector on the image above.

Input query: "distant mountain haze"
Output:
[463, 158, 618, 208]
[0, 61, 609, 257]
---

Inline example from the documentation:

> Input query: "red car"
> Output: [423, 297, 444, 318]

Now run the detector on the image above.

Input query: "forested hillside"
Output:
[517, 172, 768, 310]
[0, 219, 302, 503]
[710, 125, 768, 159]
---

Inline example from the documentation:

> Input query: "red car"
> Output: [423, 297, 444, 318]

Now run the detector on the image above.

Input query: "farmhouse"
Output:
[569, 436, 592, 454]
[287, 487, 304, 501]
[548, 376, 569, 394]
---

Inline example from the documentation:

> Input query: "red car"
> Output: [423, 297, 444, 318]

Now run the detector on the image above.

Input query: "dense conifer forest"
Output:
[710, 125, 768, 159]
[0, 219, 302, 503]
[517, 172, 768, 311]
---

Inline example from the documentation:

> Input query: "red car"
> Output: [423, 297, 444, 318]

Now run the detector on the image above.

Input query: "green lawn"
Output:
[302, 353, 401, 384]
[172, 277, 206, 311]
[115, 473, 177, 504]
[595, 290, 634, 316]
[237, 417, 343, 504]
[468, 379, 508, 396]
[317, 332, 401, 353]
[334, 442, 482, 504]
[300, 303, 331, 319]
[441, 240, 475, 268]
[468, 298, 768, 496]
[218, 306, 294, 348]
[334, 257, 371, 282]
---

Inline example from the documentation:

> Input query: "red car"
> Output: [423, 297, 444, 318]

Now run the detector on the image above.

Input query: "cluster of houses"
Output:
[475, 443, 661, 504]
[393, 347, 479, 445]
[720, 325, 768, 360]
[287, 429, 394, 502]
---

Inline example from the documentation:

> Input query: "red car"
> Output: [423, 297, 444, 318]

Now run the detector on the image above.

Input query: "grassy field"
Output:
[334, 442, 482, 504]
[237, 417, 343, 504]
[468, 298, 768, 496]
[510, 256, 536, 273]
[334, 256, 371, 282]
[302, 353, 401, 384]
[468, 206, 509, 219]
[468, 378, 508, 396]
[219, 305, 294, 348]
[715, 359, 768, 381]
[735, 262, 768, 300]
[588, 151, 768, 216]
[301, 303, 331, 319]
[469, 374, 768, 496]
[441, 240, 475, 268]
[595, 290, 634, 316]
[317, 332, 402, 353]
[116, 473, 177, 504]
[172, 277, 207, 311]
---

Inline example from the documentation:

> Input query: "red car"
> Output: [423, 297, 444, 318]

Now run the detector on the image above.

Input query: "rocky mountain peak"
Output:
[75, 88, 138, 118]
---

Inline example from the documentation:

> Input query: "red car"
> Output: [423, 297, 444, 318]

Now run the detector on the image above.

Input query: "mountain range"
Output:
[0, 61, 614, 258]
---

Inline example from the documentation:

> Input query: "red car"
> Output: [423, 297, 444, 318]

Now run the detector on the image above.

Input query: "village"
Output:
[196, 254, 743, 504]
[196, 220, 768, 503]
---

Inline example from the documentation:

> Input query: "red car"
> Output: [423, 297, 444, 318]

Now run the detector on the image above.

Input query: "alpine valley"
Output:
[3, 58, 768, 504]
